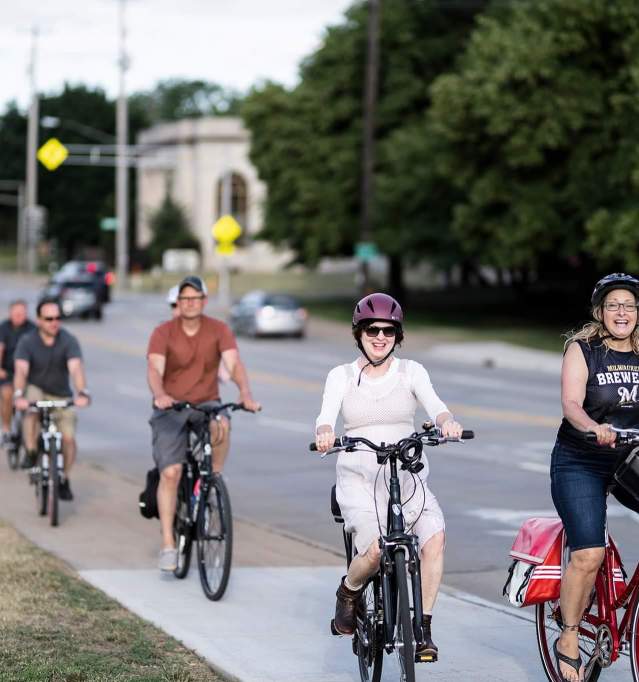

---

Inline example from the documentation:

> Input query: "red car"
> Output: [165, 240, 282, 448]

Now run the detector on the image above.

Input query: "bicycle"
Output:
[536, 426, 639, 682]
[171, 401, 253, 601]
[4, 407, 24, 470]
[27, 399, 73, 527]
[310, 422, 474, 682]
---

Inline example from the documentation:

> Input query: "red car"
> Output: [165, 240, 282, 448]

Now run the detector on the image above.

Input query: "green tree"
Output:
[130, 79, 242, 124]
[428, 0, 639, 277]
[242, 0, 485, 291]
[148, 194, 199, 265]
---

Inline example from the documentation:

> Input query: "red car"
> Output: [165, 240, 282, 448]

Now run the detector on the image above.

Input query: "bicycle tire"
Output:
[48, 445, 59, 527]
[355, 576, 384, 682]
[36, 455, 48, 517]
[536, 599, 602, 682]
[629, 590, 639, 681]
[173, 473, 193, 579]
[394, 551, 416, 682]
[7, 443, 19, 470]
[197, 474, 233, 601]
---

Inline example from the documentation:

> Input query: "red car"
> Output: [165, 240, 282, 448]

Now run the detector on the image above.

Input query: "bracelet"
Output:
[13, 389, 23, 399]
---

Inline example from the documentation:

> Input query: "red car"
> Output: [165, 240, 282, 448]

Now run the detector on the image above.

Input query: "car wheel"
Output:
[94, 308, 103, 320]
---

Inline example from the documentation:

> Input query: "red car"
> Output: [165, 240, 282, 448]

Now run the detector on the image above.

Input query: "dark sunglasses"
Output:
[42, 316, 61, 322]
[364, 325, 397, 338]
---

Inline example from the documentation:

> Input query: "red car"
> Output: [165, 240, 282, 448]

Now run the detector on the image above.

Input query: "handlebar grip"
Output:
[309, 443, 317, 451]
[461, 430, 474, 440]
[584, 432, 599, 442]
[309, 438, 344, 452]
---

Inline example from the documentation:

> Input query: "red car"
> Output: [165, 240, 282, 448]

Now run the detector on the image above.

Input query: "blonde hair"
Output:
[564, 303, 639, 354]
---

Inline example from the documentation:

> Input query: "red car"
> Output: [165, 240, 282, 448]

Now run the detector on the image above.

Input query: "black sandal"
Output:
[553, 639, 582, 682]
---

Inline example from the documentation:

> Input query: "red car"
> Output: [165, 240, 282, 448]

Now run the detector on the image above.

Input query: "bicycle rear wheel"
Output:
[173, 473, 193, 579]
[355, 575, 384, 682]
[197, 474, 233, 601]
[6, 442, 19, 470]
[48, 446, 59, 527]
[536, 598, 602, 682]
[394, 551, 416, 682]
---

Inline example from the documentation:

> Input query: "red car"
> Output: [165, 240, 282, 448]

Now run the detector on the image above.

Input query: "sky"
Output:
[1, 0, 355, 111]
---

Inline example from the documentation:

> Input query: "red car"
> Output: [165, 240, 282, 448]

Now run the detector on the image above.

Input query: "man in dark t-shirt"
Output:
[146, 275, 260, 572]
[13, 298, 90, 500]
[0, 300, 36, 440]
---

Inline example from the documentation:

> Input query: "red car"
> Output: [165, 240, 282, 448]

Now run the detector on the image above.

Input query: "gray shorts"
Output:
[149, 400, 230, 472]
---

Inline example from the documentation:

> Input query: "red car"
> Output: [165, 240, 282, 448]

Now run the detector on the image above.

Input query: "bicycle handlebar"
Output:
[29, 399, 75, 410]
[170, 401, 257, 416]
[308, 428, 475, 452]
[585, 426, 639, 445]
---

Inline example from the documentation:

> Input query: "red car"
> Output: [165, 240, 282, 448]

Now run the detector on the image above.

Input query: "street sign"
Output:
[100, 217, 118, 231]
[212, 215, 242, 243]
[37, 138, 69, 171]
[212, 215, 242, 256]
[355, 241, 379, 262]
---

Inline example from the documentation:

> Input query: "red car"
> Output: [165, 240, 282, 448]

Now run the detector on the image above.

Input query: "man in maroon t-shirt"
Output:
[147, 275, 260, 572]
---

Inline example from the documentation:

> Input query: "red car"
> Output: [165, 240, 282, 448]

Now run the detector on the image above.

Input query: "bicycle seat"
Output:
[331, 485, 343, 523]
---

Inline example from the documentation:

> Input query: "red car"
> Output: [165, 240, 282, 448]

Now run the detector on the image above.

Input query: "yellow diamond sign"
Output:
[212, 215, 242, 243]
[216, 243, 236, 256]
[37, 138, 69, 171]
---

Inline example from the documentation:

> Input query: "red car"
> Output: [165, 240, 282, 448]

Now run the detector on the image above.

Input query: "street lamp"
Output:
[41, 116, 116, 144]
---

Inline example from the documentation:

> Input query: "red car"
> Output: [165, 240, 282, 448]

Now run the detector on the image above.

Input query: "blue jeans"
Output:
[550, 439, 639, 550]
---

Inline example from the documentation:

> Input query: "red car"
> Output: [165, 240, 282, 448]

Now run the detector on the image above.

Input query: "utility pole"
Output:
[218, 171, 233, 311]
[359, 0, 380, 294]
[25, 25, 39, 274]
[116, 0, 130, 288]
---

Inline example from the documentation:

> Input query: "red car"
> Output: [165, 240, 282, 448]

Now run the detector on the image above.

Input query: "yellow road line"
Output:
[76, 331, 559, 429]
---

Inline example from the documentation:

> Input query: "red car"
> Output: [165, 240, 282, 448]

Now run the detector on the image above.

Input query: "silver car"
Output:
[229, 291, 307, 338]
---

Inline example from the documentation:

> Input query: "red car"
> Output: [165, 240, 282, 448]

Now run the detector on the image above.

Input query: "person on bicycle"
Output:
[13, 297, 90, 499]
[147, 275, 260, 573]
[315, 292, 463, 660]
[0, 300, 36, 443]
[551, 273, 639, 682]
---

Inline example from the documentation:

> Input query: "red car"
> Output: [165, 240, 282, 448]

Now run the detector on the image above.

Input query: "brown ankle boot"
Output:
[332, 577, 363, 636]
[415, 614, 438, 662]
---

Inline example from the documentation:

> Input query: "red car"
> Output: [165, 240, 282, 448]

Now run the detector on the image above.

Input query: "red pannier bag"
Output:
[503, 517, 564, 607]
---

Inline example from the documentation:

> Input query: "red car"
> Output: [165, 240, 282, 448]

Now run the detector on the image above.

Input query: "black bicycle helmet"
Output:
[591, 273, 639, 308]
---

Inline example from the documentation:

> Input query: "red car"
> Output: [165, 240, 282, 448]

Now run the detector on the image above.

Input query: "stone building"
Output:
[136, 116, 289, 271]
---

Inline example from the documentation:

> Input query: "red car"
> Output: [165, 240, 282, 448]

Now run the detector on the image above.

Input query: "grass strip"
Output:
[0, 521, 224, 682]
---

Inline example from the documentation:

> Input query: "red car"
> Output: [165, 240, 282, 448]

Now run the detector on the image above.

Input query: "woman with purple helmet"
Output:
[315, 292, 463, 661]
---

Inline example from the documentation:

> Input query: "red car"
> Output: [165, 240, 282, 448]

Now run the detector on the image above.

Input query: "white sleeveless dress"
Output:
[316, 357, 447, 554]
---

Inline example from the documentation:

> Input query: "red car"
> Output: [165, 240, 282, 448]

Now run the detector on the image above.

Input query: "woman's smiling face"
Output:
[360, 323, 397, 362]
[602, 289, 638, 340]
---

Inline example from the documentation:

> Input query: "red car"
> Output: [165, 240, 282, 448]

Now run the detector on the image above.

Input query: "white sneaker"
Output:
[158, 548, 178, 572]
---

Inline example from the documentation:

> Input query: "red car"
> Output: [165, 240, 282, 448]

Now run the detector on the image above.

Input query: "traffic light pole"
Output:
[25, 25, 39, 274]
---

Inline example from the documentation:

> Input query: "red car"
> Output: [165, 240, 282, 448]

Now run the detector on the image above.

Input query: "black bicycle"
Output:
[311, 422, 474, 682]
[4, 406, 24, 470]
[171, 401, 253, 601]
[28, 399, 73, 527]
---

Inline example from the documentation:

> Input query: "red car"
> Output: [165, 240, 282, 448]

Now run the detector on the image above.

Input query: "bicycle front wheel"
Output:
[394, 551, 416, 682]
[48, 447, 59, 527]
[36, 455, 48, 517]
[629, 589, 639, 681]
[355, 575, 384, 682]
[536, 598, 602, 682]
[197, 474, 233, 601]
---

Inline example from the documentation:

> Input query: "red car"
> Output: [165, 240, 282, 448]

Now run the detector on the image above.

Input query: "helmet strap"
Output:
[356, 338, 397, 386]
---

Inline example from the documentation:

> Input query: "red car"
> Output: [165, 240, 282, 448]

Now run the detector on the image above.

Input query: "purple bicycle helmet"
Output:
[352, 293, 403, 327]
[591, 273, 639, 308]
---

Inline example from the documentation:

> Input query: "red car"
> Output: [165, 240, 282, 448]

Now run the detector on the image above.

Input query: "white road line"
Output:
[256, 416, 311, 435]
[519, 462, 549, 475]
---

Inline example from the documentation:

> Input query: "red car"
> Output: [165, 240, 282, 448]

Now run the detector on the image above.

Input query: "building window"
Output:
[215, 172, 248, 246]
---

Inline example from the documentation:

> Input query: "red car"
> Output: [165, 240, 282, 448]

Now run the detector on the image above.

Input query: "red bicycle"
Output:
[536, 427, 639, 681]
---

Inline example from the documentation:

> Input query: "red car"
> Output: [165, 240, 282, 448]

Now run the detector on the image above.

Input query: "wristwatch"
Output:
[13, 389, 23, 399]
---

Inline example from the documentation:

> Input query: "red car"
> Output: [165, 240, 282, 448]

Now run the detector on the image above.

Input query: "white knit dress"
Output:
[316, 357, 448, 554]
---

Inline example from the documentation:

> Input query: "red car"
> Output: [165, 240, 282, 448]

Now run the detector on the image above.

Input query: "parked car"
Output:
[41, 276, 103, 320]
[52, 260, 114, 303]
[229, 291, 307, 338]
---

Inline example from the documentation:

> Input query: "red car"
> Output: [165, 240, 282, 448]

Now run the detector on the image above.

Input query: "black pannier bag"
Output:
[138, 467, 160, 519]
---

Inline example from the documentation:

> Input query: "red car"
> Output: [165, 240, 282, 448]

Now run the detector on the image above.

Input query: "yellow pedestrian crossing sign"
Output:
[212, 215, 242, 256]
[37, 138, 69, 171]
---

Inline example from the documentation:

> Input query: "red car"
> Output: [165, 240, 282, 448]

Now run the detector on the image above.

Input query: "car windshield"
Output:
[63, 282, 94, 290]
[263, 295, 299, 310]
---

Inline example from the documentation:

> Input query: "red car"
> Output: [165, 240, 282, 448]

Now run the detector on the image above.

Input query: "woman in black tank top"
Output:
[551, 273, 639, 681]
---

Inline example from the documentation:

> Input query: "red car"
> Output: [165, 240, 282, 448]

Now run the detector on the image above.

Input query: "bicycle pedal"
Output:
[415, 652, 438, 663]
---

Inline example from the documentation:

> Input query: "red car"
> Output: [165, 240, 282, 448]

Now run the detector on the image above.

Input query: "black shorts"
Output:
[550, 439, 639, 550]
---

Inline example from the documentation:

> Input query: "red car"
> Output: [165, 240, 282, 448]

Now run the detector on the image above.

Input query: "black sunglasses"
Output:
[364, 325, 397, 338]
[42, 316, 61, 322]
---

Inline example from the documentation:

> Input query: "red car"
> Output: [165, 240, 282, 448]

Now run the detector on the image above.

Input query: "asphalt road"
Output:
[3, 276, 638, 606]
